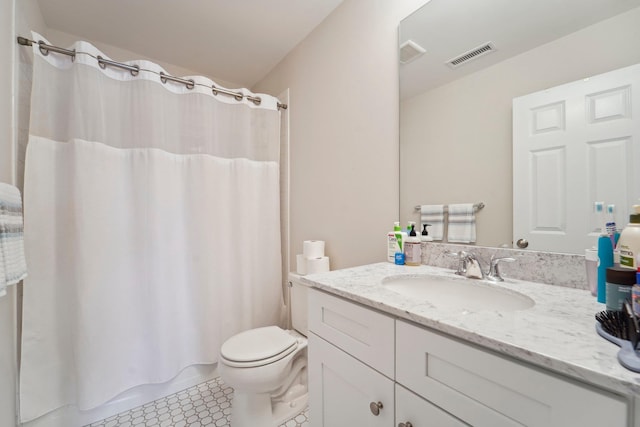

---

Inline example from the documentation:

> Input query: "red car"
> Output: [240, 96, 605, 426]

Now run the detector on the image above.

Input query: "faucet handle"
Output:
[447, 251, 469, 275]
[486, 256, 515, 282]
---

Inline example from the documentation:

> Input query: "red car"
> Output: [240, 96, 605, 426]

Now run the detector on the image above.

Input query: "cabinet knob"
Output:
[398, 423, 413, 427]
[369, 401, 383, 416]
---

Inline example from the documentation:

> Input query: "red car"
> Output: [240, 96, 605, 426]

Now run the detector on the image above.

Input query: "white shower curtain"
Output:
[20, 33, 284, 422]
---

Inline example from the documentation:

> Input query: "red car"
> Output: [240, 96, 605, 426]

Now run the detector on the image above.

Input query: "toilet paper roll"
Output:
[306, 256, 330, 275]
[296, 254, 307, 275]
[303, 240, 325, 258]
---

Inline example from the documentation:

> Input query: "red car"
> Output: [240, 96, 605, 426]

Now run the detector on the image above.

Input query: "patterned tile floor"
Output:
[87, 377, 309, 427]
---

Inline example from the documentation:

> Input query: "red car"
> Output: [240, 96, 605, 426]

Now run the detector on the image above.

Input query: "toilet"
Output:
[219, 274, 309, 427]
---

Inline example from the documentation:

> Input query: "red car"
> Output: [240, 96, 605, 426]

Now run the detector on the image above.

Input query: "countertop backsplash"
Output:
[421, 242, 587, 290]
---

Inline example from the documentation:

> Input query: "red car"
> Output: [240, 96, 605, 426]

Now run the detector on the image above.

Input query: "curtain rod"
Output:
[17, 36, 288, 111]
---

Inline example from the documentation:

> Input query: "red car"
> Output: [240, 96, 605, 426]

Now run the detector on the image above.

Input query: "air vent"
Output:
[399, 40, 426, 64]
[446, 42, 496, 68]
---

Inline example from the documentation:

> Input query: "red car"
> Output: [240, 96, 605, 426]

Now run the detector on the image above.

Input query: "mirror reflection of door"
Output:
[513, 63, 640, 253]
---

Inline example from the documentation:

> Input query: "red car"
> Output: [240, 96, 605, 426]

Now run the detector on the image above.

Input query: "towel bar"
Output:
[414, 202, 485, 213]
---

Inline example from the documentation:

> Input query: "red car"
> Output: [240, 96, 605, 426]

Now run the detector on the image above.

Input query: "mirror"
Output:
[399, 0, 640, 254]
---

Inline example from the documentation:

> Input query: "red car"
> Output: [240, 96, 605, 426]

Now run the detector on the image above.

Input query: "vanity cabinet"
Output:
[308, 288, 633, 427]
[396, 320, 628, 427]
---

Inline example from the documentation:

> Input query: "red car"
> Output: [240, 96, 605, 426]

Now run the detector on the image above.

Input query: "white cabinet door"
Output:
[309, 332, 394, 427]
[513, 63, 640, 253]
[396, 384, 469, 427]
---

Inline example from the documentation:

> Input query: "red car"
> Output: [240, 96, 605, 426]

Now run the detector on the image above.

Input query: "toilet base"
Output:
[272, 384, 308, 426]
[230, 390, 308, 427]
[230, 391, 272, 427]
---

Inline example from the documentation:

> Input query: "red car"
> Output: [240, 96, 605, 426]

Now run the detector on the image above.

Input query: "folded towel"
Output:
[420, 204, 444, 241]
[0, 230, 5, 297]
[0, 183, 27, 296]
[447, 203, 476, 243]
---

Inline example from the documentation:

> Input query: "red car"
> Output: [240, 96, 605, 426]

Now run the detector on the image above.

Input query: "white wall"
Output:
[400, 7, 640, 248]
[0, 0, 17, 425]
[254, 0, 426, 270]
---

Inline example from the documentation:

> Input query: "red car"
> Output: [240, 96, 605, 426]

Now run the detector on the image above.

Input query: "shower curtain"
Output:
[20, 32, 284, 422]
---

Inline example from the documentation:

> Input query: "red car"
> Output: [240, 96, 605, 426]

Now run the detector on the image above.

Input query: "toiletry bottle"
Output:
[421, 224, 433, 242]
[597, 234, 614, 304]
[606, 204, 617, 242]
[633, 267, 640, 316]
[617, 205, 640, 270]
[404, 223, 421, 266]
[394, 222, 407, 265]
[387, 224, 398, 263]
[605, 266, 636, 311]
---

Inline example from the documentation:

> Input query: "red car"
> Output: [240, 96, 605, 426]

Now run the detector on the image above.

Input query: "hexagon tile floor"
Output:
[86, 376, 309, 427]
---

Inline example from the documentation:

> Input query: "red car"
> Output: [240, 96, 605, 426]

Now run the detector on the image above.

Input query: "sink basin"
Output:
[382, 275, 535, 312]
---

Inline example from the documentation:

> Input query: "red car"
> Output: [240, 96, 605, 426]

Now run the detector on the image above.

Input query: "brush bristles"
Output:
[596, 310, 629, 341]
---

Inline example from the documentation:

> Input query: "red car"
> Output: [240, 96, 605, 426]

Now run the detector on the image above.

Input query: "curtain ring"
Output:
[234, 93, 244, 101]
[160, 72, 168, 84]
[130, 65, 140, 77]
[37, 40, 49, 56]
[97, 55, 107, 69]
[186, 79, 195, 90]
[251, 97, 262, 105]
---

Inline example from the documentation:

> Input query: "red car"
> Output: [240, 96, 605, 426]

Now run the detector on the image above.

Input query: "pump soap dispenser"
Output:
[421, 224, 433, 242]
[404, 223, 421, 266]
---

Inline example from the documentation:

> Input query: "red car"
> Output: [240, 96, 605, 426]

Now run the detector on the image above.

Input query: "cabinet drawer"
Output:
[308, 288, 395, 378]
[396, 384, 469, 427]
[396, 320, 628, 427]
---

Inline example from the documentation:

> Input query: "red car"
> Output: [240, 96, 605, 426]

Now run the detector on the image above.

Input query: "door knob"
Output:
[399, 423, 413, 427]
[369, 401, 383, 416]
[516, 238, 529, 248]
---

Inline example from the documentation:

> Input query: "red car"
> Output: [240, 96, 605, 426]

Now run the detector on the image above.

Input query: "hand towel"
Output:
[420, 204, 444, 241]
[447, 203, 476, 243]
[0, 183, 27, 296]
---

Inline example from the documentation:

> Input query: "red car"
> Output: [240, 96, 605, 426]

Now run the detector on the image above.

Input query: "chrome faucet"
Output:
[448, 251, 516, 281]
[486, 255, 516, 282]
[449, 251, 485, 279]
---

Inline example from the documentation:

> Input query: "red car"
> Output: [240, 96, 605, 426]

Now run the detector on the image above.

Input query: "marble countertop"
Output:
[299, 262, 640, 397]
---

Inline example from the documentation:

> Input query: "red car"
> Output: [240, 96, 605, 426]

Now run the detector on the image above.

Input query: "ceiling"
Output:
[36, 0, 344, 88]
[400, 0, 640, 99]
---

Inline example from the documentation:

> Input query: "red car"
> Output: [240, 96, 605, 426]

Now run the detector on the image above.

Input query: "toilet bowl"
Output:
[219, 275, 309, 427]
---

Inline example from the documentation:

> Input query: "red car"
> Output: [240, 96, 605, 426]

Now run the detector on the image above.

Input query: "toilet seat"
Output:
[220, 326, 299, 368]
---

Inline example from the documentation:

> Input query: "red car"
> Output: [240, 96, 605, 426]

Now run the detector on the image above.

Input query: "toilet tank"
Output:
[289, 273, 310, 336]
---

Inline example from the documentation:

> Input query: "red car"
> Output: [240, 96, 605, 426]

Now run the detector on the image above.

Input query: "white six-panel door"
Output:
[513, 63, 640, 253]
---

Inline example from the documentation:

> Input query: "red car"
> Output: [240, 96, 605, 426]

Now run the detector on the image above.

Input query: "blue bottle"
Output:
[597, 235, 614, 304]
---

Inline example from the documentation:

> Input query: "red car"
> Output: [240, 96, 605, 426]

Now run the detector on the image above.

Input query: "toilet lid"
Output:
[220, 326, 297, 364]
